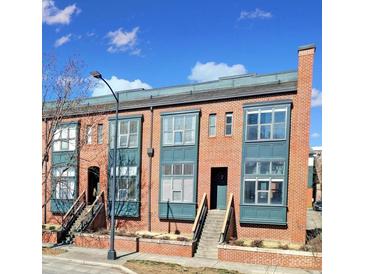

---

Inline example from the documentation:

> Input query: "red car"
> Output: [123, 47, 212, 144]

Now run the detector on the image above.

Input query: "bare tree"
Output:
[42, 54, 105, 223]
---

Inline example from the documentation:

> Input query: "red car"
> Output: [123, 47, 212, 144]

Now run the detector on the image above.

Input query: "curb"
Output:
[43, 255, 137, 274]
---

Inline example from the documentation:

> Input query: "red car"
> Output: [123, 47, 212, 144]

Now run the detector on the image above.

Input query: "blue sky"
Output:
[42, 0, 322, 146]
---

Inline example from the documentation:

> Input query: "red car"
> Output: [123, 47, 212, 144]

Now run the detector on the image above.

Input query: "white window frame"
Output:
[208, 114, 216, 137]
[86, 125, 92, 144]
[162, 115, 196, 146]
[161, 163, 194, 203]
[110, 120, 139, 149]
[53, 166, 75, 200]
[111, 165, 138, 201]
[97, 124, 103, 144]
[225, 113, 233, 136]
[53, 125, 76, 152]
[245, 108, 287, 141]
[243, 178, 284, 205]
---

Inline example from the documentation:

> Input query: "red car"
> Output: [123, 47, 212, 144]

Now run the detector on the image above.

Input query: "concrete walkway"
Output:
[44, 245, 321, 274]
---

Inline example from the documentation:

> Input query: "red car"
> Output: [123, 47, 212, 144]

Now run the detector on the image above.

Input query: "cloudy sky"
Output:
[42, 0, 322, 146]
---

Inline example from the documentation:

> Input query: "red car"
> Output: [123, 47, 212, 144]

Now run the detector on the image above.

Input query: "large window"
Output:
[53, 166, 75, 199]
[162, 115, 196, 146]
[110, 166, 138, 201]
[246, 108, 287, 141]
[161, 163, 194, 203]
[243, 179, 283, 205]
[208, 114, 216, 137]
[225, 113, 233, 136]
[110, 120, 139, 148]
[53, 125, 76, 152]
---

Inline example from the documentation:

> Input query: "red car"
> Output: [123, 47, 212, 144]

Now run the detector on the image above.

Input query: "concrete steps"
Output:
[69, 205, 93, 234]
[194, 209, 225, 259]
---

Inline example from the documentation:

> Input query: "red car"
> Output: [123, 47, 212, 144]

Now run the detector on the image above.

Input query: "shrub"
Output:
[42, 225, 46, 230]
[299, 245, 312, 252]
[141, 234, 153, 239]
[251, 240, 263, 248]
[176, 236, 189, 242]
[231, 240, 245, 246]
[49, 226, 55, 231]
[160, 236, 170, 240]
[279, 244, 289, 250]
[174, 229, 180, 235]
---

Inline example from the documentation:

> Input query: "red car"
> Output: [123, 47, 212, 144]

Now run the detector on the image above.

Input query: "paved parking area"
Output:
[307, 208, 322, 230]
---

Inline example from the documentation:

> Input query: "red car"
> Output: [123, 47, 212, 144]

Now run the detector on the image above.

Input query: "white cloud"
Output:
[188, 62, 247, 83]
[92, 76, 152, 97]
[311, 132, 320, 138]
[239, 8, 272, 20]
[43, 0, 81, 25]
[106, 27, 140, 54]
[311, 88, 322, 107]
[54, 34, 72, 47]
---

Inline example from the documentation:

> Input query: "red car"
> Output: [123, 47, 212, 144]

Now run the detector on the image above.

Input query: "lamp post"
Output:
[90, 71, 118, 260]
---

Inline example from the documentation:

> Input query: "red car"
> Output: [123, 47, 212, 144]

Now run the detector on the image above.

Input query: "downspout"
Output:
[147, 106, 154, 231]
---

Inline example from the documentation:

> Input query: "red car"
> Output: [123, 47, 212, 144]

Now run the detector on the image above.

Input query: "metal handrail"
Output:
[62, 191, 86, 230]
[192, 193, 208, 241]
[219, 193, 234, 243]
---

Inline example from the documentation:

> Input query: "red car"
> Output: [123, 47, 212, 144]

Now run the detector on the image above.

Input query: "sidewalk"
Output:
[44, 244, 321, 274]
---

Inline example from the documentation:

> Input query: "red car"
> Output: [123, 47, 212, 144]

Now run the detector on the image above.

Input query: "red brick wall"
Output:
[42, 231, 61, 244]
[74, 234, 138, 252]
[139, 239, 194, 257]
[218, 246, 321, 270]
[43, 46, 315, 244]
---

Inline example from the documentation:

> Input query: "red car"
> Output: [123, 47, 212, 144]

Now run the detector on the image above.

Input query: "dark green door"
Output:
[211, 168, 227, 209]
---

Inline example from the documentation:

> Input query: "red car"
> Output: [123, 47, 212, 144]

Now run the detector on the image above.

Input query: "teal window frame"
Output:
[109, 119, 139, 148]
[53, 124, 77, 152]
[162, 114, 196, 146]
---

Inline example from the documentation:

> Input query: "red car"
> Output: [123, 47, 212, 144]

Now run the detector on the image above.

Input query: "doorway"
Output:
[88, 166, 100, 205]
[210, 167, 227, 210]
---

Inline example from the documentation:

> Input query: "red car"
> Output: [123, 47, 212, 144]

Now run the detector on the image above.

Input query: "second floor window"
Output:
[162, 114, 196, 146]
[86, 126, 92, 144]
[246, 107, 287, 141]
[208, 114, 216, 137]
[97, 124, 103, 144]
[109, 120, 139, 148]
[225, 113, 233, 136]
[53, 125, 76, 152]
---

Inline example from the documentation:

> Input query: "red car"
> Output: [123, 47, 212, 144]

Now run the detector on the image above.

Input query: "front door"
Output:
[88, 166, 100, 204]
[211, 168, 227, 209]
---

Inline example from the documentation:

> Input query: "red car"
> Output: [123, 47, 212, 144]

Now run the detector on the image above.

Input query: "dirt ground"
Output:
[124, 260, 242, 274]
[42, 247, 67, 256]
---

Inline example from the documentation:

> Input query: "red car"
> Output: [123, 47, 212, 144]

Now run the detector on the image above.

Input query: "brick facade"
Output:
[42, 46, 315, 245]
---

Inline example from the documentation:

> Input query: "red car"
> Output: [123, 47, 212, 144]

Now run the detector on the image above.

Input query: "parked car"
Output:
[313, 200, 322, 211]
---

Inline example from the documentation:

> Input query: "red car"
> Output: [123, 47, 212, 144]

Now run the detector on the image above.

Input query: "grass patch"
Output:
[124, 260, 242, 274]
[42, 247, 67, 256]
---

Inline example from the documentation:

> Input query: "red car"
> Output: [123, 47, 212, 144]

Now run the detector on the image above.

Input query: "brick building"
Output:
[43, 44, 315, 246]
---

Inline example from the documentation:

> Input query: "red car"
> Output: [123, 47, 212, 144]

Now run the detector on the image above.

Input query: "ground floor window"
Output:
[110, 166, 138, 201]
[161, 163, 194, 203]
[53, 166, 76, 199]
[243, 178, 283, 205]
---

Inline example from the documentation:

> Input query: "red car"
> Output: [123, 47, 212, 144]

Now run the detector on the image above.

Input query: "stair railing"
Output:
[192, 193, 208, 242]
[219, 193, 234, 243]
[61, 190, 86, 232]
[75, 191, 105, 233]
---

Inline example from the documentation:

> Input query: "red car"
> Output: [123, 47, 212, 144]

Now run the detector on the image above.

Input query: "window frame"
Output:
[243, 178, 284, 206]
[245, 107, 287, 142]
[110, 119, 139, 149]
[161, 162, 195, 203]
[162, 114, 196, 146]
[86, 125, 92, 144]
[111, 165, 138, 201]
[97, 124, 103, 144]
[208, 114, 216, 137]
[225, 112, 233, 136]
[53, 166, 76, 200]
[53, 125, 77, 152]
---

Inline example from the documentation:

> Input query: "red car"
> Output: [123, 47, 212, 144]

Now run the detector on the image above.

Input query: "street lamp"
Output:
[90, 71, 118, 260]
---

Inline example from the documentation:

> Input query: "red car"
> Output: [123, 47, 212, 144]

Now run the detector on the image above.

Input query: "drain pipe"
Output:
[147, 106, 154, 231]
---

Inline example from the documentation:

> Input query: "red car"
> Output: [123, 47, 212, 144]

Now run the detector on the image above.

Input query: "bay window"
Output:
[53, 166, 75, 199]
[162, 114, 196, 146]
[53, 125, 76, 151]
[246, 108, 287, 141]
[161, 163, 194, 203]
[243, 179, 284, 205]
